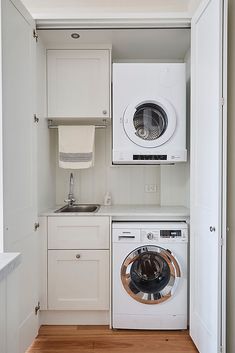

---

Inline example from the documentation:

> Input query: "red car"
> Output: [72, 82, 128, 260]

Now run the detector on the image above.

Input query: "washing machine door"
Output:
[121, 245, 180, 304]
[123, 98, 177, 148]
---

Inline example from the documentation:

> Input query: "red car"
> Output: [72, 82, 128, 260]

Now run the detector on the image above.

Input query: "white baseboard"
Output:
[39, 310, 110, 325]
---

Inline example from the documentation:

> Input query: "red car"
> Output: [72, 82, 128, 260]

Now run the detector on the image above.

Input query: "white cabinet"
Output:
[47, 216, 110, 310]
[48, 249, 109, 310]
[47, 49, 111, 119]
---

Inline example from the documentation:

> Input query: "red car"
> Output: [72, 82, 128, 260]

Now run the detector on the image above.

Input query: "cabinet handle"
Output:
[76, 254, 81, 259]
[102, 110, 107, 115]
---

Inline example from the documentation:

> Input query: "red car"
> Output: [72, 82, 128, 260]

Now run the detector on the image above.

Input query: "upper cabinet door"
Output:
[190, 0, 227, 352]
[47, 49, 111, 119]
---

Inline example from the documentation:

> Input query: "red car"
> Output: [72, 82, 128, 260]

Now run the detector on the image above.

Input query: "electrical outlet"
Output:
[145, 184, 157, 193]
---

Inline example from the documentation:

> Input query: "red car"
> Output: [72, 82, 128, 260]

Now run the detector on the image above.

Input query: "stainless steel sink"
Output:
[55, 204, 100, 213]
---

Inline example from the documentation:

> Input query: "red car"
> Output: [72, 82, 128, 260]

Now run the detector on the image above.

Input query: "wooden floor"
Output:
[26, 325, 198, 353]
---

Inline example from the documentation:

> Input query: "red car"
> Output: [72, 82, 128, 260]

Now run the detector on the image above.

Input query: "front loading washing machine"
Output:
[112, 63, 187, 164]
[112, 222, 188, 330]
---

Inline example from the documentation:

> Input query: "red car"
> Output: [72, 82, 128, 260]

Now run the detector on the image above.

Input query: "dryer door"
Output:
[123, 98, 177, 148]
[121, 245, 180, 304]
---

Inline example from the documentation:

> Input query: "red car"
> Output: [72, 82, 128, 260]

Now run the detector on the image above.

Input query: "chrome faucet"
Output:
[65, 173, 76, 205]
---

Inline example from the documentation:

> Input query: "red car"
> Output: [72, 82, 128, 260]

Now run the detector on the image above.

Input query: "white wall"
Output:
[55, 126, 189, 207]
[21, 0, 196, 19]
[56, 127, 161, 205]
[227, 1, 235, 352]
[0, 0, 3, 253]
[160, 164, 189, 207]
[188, 0, 201, 14]
[37, 39, 56, 213]
[160, 49, 190, 208]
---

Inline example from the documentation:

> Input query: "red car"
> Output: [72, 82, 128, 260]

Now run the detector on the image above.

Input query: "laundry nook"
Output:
[0, 1, 229, 353]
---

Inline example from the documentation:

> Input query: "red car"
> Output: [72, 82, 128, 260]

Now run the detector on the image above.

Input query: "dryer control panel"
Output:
[133, 154, 167, 161]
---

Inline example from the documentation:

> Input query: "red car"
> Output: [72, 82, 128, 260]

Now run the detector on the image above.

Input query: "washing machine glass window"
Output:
[121, 245, 181, 305]
[123, 98, 177, 148]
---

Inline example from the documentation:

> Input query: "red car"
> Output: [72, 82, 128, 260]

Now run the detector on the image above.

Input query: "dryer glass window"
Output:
[133, 103, 168, 141]
[121, 245, 181, 304]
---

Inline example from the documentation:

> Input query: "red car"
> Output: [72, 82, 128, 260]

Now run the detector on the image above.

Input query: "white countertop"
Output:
[0, 253, 21, 282]
[41, 204, 189, 220]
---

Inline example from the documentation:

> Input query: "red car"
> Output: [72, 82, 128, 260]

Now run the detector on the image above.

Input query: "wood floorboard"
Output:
[26, 325, 198, 353]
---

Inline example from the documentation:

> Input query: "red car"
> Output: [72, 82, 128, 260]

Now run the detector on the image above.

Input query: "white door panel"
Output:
[2, 0, 38, 351]
[190, 0, 227, 352]
[2, 0, 36, 247]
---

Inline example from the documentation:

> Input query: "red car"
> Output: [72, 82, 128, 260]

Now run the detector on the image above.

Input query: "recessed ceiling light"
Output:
[71, 33, 80, 39]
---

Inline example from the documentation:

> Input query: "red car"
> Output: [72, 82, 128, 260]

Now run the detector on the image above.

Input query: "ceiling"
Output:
[39, 28, 190, 61]
[21, 0, 201, 19]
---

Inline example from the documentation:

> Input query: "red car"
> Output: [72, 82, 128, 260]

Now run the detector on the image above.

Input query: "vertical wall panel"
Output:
[56, 127, 165, 206]
[227, 0, 235, 352]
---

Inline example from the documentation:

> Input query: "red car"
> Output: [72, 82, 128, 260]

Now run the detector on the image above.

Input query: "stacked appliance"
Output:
[112, 63, 187, 164]
[112, 222, 188, 330]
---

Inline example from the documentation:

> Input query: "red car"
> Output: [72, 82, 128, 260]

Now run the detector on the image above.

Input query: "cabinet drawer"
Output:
[48, 217, 110, 249]
[48, 249, 109, 310]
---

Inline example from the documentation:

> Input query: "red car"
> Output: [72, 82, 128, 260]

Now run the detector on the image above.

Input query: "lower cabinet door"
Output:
[48, 250, 109, 310]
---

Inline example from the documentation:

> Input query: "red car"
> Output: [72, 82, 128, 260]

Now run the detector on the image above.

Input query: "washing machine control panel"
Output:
[160, 230, 182, 238]
[141, 229, 188, 243]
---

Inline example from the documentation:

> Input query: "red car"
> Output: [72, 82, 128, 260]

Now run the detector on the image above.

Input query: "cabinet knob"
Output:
[76, 254, 81, 259]
[210, 226, 216, 232]
[102, 110, 107, 115]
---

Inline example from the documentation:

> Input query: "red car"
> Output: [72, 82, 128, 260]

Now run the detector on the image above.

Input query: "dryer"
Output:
[112, 222, 188, 330]
[112, 63, 187, 164]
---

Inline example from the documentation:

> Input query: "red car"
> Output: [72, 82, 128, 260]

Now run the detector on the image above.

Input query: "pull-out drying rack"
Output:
[47, 118, 109, 129]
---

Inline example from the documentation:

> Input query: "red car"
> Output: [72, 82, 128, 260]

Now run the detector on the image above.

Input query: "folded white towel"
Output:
[58, 126, 95, 169]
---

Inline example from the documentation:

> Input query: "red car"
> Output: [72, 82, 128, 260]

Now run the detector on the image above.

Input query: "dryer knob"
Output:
[147, 232, 154, 240]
